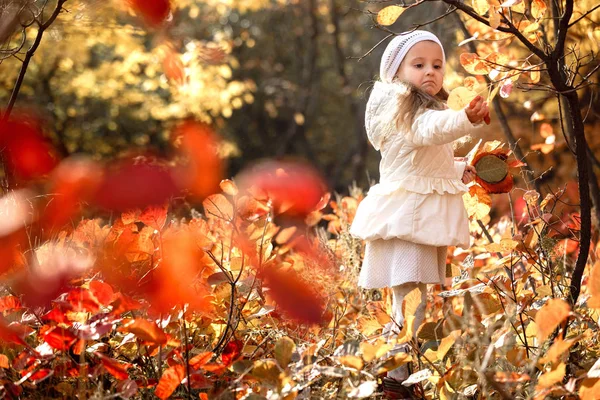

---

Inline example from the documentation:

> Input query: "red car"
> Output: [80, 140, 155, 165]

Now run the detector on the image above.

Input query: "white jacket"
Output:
[349, 81, 482, 248]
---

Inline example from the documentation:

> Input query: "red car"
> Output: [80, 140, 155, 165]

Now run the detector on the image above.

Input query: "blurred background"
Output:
[1, 0, 598, 199]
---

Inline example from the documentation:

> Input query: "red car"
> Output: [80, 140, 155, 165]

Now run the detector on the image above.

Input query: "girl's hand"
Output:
[465, 96, 490, 125]
[462, 165, 477, 184]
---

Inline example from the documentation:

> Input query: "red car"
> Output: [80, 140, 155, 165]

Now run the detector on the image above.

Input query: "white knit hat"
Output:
[379, 30, 445, 83]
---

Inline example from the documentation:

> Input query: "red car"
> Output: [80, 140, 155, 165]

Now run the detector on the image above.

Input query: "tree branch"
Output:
[2, 0, 68, 121]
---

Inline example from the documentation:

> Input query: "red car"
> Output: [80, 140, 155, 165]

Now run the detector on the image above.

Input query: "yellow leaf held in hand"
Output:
[535, 298, 571, 343]
[376, 5, 405, 26]
[447, 87, 478, 111]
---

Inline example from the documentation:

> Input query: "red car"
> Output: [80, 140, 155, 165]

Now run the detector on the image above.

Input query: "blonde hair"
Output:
[392, 79, 449, 132]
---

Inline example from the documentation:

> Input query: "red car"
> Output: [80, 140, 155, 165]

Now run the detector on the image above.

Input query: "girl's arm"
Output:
[409, 108, 481, 146]
[409, 96, 489, 147]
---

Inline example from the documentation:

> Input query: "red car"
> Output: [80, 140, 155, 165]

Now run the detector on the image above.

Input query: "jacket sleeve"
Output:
[454, 160, 467, 180]
[409, 108, 482, 146]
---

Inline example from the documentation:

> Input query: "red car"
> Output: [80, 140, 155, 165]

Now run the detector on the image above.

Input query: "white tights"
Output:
[387, 282, 427, 381]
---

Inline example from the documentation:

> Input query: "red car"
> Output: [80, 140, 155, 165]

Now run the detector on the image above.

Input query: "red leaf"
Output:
[93, 159, 179, 212]
[39, 157, 102, 235]
[29, 368, 53, 384]
[0, 318, 29, 347]
[41, 308, 69, 324]
[260, 267, 325, 324]
[118, 319, 168, 345]
[89, 281, 114, 306]
[221, 340, 243, 366]
[128, 0, 171, 26]
[138, 204, 168, 231]
[171, 121, 223, 201]
[110, 293, 143, 316]
[66, 288, 101, 313]
[0, 116, 59, 184]
[236, 160, 328, 218]
[0, 296, 21, 312]
[95, 352, 132, 380]
[189, 352, 213, 370]
[43, 327, 77, 351]
[155, 364, 185, 400]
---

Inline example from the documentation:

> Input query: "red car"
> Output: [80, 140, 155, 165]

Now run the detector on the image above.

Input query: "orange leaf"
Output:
[189, 352, 213, 370]
[155, 364, 185, 400]
[0, 354, 8, 369]
[586, 261, 600, 308]
[535, 298, 570, 342]
[128, 0, 171, 26]
[95, 352, 132, 380]
[138, 204, 168, 231]
[162, 49, 185, 85]
[89, 281, 114, 306]
[172, 121, 223, 201]
[118, 319, 168, 345]
[0, 296, 21, 312]
[460, 53, 491, 75]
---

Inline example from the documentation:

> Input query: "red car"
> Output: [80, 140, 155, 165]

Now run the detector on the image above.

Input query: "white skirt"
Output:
[358, 238, 447, 289]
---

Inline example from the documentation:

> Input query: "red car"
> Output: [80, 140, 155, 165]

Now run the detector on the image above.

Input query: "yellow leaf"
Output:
[489, 7, 501, 29]
[579, 378, 600, 400]
[396, 315, 416, 344]
[402, 287, 423, 320]
[376, 352, 412, 375]
[219, 179, 238, 196]
[339, 355, 364, 370]
[274, 337, 296, 368]
[536, 362, 565, 389]
[531, 0, 547, 19]
[535, 298, 571, 342]
[376, 5, 405, 26]
[539, 337, 577, 364]
[437, 330, 461, 360]
[472, 0, 490, 15]
[460, 53, 492, 75]
[448, 86, 477, 111]
[360, 340, 393, 362]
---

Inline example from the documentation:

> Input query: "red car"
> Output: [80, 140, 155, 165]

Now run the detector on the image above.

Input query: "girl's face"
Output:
[394, 41, 444, 96]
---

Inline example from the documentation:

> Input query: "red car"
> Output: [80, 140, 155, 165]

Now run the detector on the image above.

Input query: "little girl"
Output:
[350, 30, 489, 394]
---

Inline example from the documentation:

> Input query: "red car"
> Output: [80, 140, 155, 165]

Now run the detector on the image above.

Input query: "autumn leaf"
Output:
[118, 319, 168, 345]
[95, 352, 132, 380]
[260, 266, 325, 324]
[0, 115, 59, 184]
[460, 53, 491, 75]
[0, 317, 29, 347]
[128, 0, 171, 26]
[531, 0, 547, 19]
[377, 5, 405, 26]
[93, 159, 179, 212]
[172, 121, 223, 201]
[274, 337, 296, 368]
[535, 298, 570, 342]
[155, 364, 185, 400]
[236, 160, 327, 218]
[539, 337, 578, 364]
[0, 296, 21, 312]
[447, 86, 478, 111]
[536, 362, 566, 389]
[43, 327, 77, 351]
[586, 261, 600, 308]
[189, 352, 213, 370]
[222, 340, 243, 366]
